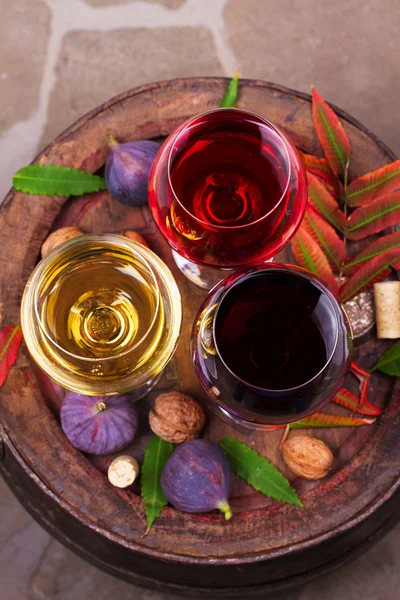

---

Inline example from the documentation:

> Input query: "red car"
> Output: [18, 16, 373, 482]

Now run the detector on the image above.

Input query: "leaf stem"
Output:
[279, 424, 290, 450]
[339, 165, 349, 284]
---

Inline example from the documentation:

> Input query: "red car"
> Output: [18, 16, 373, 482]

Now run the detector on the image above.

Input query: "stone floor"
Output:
[1, 0, 400, 598]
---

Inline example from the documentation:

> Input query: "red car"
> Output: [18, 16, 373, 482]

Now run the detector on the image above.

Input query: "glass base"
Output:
[172, 250, 276, 290]
[127, 371, 162, 401]
[172, 250, 233, 290]
[216, 405, 285, 432]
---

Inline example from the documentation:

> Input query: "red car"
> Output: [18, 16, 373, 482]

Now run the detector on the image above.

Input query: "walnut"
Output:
[149, 392, 206, 443]
[121, 230, 149, 248]
[41, 226, 84, 258]
[107, 455, 139, 488]
[282, 436, 333, 480]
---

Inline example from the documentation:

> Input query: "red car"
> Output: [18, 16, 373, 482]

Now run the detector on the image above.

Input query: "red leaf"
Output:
[302, 206, 346, 272]
[345, 193, 400, 240]
[332, 387, 382, 416]
[343, 230, 400, 275]
[339, 249, 400, 302]
[307, 172, 346, 232]
[291, 227, 338, 294]
[290, 412, 374, 429]
[312, 87, 351, 179]
[346, 160, 400, 206]
[299, 151, 340, 198]
[0, 324, 23, 387]
[350, 361, 370, 380]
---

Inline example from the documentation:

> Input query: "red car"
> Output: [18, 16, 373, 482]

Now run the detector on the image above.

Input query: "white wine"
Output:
[21, 235, 182, 395]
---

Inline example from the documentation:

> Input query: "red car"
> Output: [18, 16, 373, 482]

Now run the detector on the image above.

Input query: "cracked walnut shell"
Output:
[149, 392, 206, 443]
[282, 436, 333, 480]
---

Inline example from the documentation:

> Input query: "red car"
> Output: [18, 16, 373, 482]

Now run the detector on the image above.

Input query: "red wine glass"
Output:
[192, 264, 353, 429]
[149, 108, 307, 288]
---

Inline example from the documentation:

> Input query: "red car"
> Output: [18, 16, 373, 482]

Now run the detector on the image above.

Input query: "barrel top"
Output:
[0, 78, 399, 564]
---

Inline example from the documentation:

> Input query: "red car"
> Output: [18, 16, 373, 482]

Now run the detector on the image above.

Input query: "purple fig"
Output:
[105, 138, 160, 206]
[61, 392, 138, 455]
[161, 439, 232, 519]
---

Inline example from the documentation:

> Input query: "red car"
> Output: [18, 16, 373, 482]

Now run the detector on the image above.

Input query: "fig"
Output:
[61, 392, 138, 455]
[161, 439, 233, 519]
[105, 138, 160, 206]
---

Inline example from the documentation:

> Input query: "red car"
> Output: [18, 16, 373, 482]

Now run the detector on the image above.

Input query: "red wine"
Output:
[170, 128, 287, 228]
[215, 271, 330, 390]
[192, 265, 352, 425]
[149, 109, 307, 268]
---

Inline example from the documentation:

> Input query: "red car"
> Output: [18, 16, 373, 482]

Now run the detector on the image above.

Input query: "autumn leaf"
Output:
[290, 412, 374, 429]
[332, 387, 382, 416]
[311, 87, 351, 180]
[299, 151, 340, 198]
[346, 160, 400, 206]
[345, 193, 400, 240]
[339, 249, 400, 302]
[343, 230, 400, 275]
[307, 172, 346, 232]
[0, 324, 23, 387]
[291, 227, 338, 294]
[302, 206, 346, 272]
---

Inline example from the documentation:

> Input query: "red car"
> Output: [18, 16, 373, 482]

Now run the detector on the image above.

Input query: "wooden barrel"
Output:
[1, 78, 399, 597]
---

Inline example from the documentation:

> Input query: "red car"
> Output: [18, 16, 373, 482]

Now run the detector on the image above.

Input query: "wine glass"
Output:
[192, 264, 353, 428]
[21, 234, 182, 397]
[149, 108, 307, 288]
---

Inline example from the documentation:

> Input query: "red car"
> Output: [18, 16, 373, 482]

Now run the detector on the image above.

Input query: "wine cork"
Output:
[373, 281, 400, 339]
[107, 455, 139, 488]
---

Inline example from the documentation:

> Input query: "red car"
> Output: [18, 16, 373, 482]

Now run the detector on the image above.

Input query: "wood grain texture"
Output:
[0, 78, 399, 592]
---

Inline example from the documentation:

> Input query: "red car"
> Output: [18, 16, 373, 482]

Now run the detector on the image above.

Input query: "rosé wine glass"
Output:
[149, 108, 307, 289]
[192, 264, 353, 429]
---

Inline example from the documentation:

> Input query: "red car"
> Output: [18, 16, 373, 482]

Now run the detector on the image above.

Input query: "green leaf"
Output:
[371, 340, 400, 376]
[141, 436, 174, 531]
[220, 71, 239, 108]
[13, 164, 107, 197]
[220, 437, 302, 508]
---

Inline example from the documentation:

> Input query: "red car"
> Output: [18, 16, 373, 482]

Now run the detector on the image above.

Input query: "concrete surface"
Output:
[1, 0, 399, 598]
